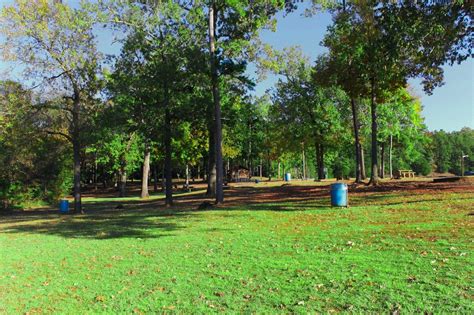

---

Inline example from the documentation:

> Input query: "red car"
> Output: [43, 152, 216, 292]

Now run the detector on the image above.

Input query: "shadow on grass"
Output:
[2, 181, 472, 240]
[0, 199, 196, 240]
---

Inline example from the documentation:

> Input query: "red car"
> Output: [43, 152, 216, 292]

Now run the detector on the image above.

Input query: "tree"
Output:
[269, 47, 349, 180]
[201, 0, 295, 203]
[0, 80, 72, 209]
[322, 1, 472, 185]
[101, 0, 207, 205]
[1, 0, 103, 212]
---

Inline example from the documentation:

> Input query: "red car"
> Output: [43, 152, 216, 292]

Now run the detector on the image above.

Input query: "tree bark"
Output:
[207, 110, 216, 197]
[389, 134, 393, 178]
[360, 147, 366, 180]
[141, 143, 151, 199]
[380, 142, 385, 179]
[315, 142, 325, 181]
[118, 166, 127, 197]
[302, 146, 306, 180]
[350, 98, 362, 183]
[153, 162, 158, 193]
[369, 78, 379, 185]
[164, 102, 173, 206]
[72, 138, 82, 213]
[209, 2, 223, 204]
[93, 152, 98, 192]
[71, 92, 82, 213]
[185, 163, 190, 189]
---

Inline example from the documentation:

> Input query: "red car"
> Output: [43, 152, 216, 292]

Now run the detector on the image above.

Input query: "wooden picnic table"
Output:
[397, 169, 415, 178]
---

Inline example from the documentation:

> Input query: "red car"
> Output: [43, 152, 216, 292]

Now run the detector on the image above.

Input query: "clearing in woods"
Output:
[1, 179, 473, 313]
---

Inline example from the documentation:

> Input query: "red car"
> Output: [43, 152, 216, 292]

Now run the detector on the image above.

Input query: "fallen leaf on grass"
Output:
[95, 295, 106, 302]
[407, 275, 417, 283]
[162, 305, 175, 310]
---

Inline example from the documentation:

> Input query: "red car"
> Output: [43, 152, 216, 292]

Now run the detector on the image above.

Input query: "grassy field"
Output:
[1, 180, 473, 313]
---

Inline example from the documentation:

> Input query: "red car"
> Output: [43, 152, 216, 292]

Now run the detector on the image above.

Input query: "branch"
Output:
[44, 129, 73, 142]
[28, 70, 71, 90]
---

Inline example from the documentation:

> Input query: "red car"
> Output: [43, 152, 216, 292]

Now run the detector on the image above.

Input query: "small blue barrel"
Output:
[284, 173, 291, 182]
[59, 199, 69, 213]
[331, 183, 348, 207]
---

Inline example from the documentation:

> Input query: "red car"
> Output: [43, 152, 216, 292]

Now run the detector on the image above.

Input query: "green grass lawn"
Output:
[1, 184, 473, 313]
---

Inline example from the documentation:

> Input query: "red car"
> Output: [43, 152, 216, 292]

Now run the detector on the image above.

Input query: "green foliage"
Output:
[0, 81, 73, 208]
[431, 128, 474, 175]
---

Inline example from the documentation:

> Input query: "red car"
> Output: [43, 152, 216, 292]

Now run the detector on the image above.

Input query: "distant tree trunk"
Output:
[351, 98, 362, 183]
[71, 92, 82, 213]
[161, 164, 165, 191]
[118, 135, 134, 198]
[93, 152, 98, 192]
[315, 142, 325, 181]
[208, 2, 223, 204]
[369, 77, 379, 185]
[164, 101, 173, 206]
[389, 134, 393, 178]
[141, 143, 150, 199]
[207, 111, 216, 197]
[380, 142, 385, 179]
[302, 147, 306, 180]
[185, 163, 190, 189]
[118, 165, 127, 197]
[360, 147, 366, 180]
[278, 161, 281, 179]
[72, 138, 82, 213]
[153, 162, 158, 193]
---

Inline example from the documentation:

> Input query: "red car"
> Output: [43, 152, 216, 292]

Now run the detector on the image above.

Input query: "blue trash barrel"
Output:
[284, 173, 291, 182]
[59, 199, 69, 213]
[331, 183, 348, 207]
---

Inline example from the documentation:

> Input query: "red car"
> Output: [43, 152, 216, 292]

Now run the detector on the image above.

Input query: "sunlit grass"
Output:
[1, 184, 473, 313]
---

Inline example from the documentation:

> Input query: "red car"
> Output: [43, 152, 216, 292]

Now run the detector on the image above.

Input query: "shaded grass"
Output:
[0, 185, 473, 313]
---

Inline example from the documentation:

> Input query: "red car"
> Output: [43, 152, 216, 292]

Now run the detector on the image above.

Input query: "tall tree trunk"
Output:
[389, 134, 393, 178]
[118, 165, 127, 197]
[161, 164, 165, 191]
[71, 94, 82, 213]
[380, 142, 385, 179]
[209, 2, 223, 204]
[118, 135, 134, 198]
[164, 103, 173, 206]
[153, 162, 158, 193]
[315, 142, 325, 181]
[369, 78, 379, 185]
[350, 98, 362, 183]
[360, 147, 366, 179]
[72, 138, 82, 213]
[278, 161, 281, 179]
[185, 163, 190, 189]
[302, 146, 306, 180]
[141, 143, 151, 199]
[207, 113, 216, 197]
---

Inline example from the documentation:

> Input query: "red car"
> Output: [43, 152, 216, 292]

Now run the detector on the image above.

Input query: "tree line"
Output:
[0, 0, 472, 212]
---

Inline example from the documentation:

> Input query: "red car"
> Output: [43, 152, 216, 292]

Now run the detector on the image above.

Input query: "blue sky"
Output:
[1, 0, 472, 132]
[254, 7, 473, 132]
